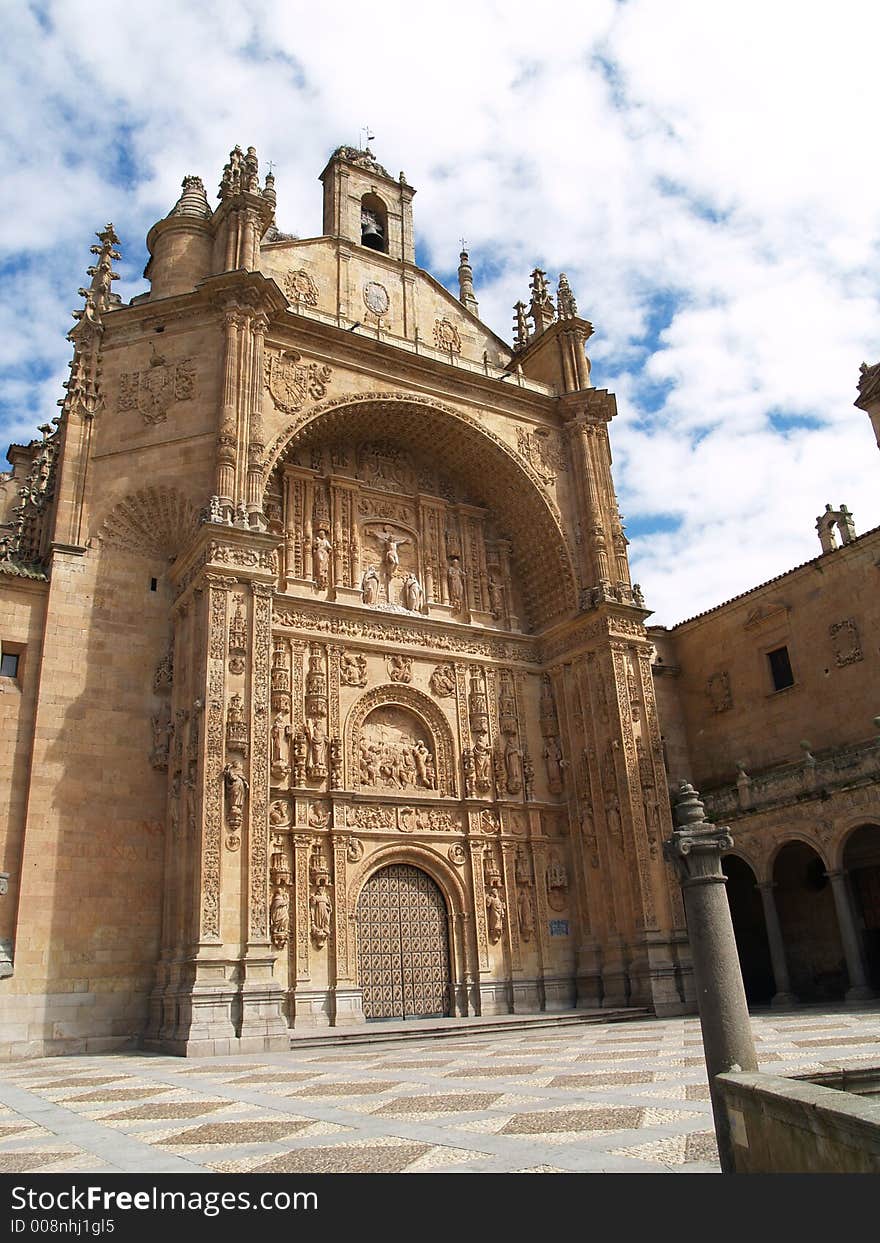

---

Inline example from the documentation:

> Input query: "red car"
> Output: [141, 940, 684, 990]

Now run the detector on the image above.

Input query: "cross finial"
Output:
[266, 159, 276, 176]
[460, 236, 468, 252]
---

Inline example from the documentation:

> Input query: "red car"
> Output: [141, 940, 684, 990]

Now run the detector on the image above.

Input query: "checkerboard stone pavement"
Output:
[0, 1007, 877, 1175]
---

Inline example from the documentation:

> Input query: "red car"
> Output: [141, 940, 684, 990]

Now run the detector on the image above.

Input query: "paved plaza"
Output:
[0, 1007, 878, 1175]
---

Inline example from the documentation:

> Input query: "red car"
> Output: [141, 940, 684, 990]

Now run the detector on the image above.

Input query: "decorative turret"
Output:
[816, 503, 857, 553]
[512, 301, 529, 351]
[211, 143, 276, 274]
[457, 249, 479, 316]
[557, 272, 578, 319]
[855, 360, 880, 450]
[145, 176, 213, 298]
[510, 268, 593, 393]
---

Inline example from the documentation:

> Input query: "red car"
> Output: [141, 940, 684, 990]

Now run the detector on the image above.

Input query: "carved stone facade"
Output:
[11, 140, 877, 1059]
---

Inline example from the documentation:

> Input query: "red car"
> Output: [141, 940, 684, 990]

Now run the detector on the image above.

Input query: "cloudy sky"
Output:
[2, 0, 878, 625]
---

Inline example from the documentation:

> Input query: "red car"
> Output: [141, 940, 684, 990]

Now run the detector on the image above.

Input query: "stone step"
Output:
[288, 1006, 654, 1050]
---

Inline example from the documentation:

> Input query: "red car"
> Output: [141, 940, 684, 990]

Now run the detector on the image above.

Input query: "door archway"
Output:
[773, 840, 846, 1001]
[723, 854, 774, 1005]
[356, 863, 452, 1021]
[842, 824, 880, 990]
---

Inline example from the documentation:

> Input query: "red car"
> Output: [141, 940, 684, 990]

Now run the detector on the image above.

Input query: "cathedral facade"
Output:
[0, 145, 690, 1057]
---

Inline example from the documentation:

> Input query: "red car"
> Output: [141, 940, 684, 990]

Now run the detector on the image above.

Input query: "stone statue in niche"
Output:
[270, 881, 290, 948]
[330, 736, 343, 790]
[486, 889, 506, 943]
[543, 737, 565, 794]
[304, 717, 329, 778]
[222, 759, 249, 829]
[546, 854, 569, 912]
[462, 747, 476, 797]
[269, 799, 291, 827]
[523, 751, 535, 800]
[361, 564, 380, 605]
[271, 712, 290, 767]
[606, 792, 623, 849]
[340, 650, 367, 687]
[517, 887, 535, 941]
[310, 881, 333, 947]
[292, 728, 307, 785]
[313, 528, 332, 588]
[357, 708, 437, 791]
[375, 525, 410, 574]
[488, 575, 505, 619]
[150, 704, 172, 770]
[472, 737, 493, 794]
[403, 572, 423, 613]
[504, 736, 523, 795]
[447, 557, 465, 612]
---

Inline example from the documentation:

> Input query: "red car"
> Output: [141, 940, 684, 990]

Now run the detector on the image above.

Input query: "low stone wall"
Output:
[716, 1071, 880, 1173]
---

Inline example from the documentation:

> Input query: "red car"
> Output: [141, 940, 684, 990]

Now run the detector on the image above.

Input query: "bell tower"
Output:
[319, 145, 416, 264]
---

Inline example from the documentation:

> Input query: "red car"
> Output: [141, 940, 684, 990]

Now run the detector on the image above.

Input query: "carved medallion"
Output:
[433, 317, 461, 353]
[830, 617, 863, 667]
[706, 671, 733, 713]
[264, 350, 332, 414]
[363, 281, 389, 317]
[448, 843, 466, 866]
[429, 663, 456, 698]
[283, 269, 319, 306]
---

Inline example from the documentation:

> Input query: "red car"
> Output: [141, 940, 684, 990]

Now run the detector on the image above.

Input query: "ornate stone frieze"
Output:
[829, 617, 863, 667]
[283, 269, 319, 307]
[433, 317, 461, 354]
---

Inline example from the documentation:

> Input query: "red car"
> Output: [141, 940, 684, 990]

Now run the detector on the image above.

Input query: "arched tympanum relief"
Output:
[347, 684, 457, 798]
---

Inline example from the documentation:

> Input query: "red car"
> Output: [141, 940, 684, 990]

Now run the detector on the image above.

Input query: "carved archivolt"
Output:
[347, 842, 468, 924]
[261, 391, 578, 628]
[346, 683, 457, 798]
[95, 485, 198, 561]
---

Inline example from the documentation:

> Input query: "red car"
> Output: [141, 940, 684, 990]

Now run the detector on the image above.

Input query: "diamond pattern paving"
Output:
[0, 1005, 877, 1174]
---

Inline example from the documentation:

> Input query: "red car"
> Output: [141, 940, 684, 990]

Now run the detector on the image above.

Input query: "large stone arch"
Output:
[345, 682, 458, 797]
[262, 391, 578, 630]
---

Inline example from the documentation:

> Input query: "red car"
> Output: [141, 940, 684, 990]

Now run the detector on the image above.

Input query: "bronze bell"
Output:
[361, 208, 385, 251]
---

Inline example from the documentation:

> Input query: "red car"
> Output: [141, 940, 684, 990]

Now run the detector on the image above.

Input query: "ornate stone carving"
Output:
[349, 684, 456, 798]
[486, 888, 505, 943]
[313, 528, 332, 589]
[429, 663, 456, 698]
[223, 759, 248, 831]
[149, 703, 171, 770]
[264, 350, 332, 415]
[706, 671, 732, 713]
[448, 843, 466, 866]
[447, 557, 465, 613]
[309, 843, 333, 948]
[153, 647, 173, 692]
[269, 798, 291, 827]
[398, 806, 458, 833]
[346, 804, 394, 830]
[117, 349, 196, 425]
[387, 653, 412, 683]
[515, 426, 566, 486]
[347, 837, 364, 863]
[225, 692, 248, 754]
[830, 617, 863, 667]
[340, 650, 367, 687]
[546, 853, 569, 911]
[283, 269, 319, 306]
[228, 596, 247, 675]
[517, 886, 535, 942]
[99, 485, 198, 562]
[433, 317, 461, 353]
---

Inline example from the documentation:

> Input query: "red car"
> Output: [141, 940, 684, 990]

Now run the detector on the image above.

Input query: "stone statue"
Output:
[340, 651, 367, 686]
[376, 526, 409, 574]
[403, 572, 423, 613]
[270, 883, 290, 948]
[504, 736, 523, 794]
[486, 889, 505, 942]
[488, 575, 504, 618]
[310, 881, 333, 946]
[429, 663, 456, 698]
[222, 760, 249, 828]
[313, 528, 332, 588]
[543, 737, 565, 793]
[472, 737, 492, 793]
[304, 718, 328, 775]
[270, 712, 289, 766]
[412, 739, 434, 788]
[517, 887, 535, 941]
[361, 564, 380, 605]
[447, 557, 465, 611]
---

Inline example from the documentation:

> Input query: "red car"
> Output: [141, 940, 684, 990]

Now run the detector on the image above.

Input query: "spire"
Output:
[169, 175, 212, 220]
[73, 223, 121, 324]
[528, 268, 556, 336]
[262, 169, 277, 209]
[457, 249, 479, 316]
[512, 300, 529, 351]
[557, 272, 578, 319]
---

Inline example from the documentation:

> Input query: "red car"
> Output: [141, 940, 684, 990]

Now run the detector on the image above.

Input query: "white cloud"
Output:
[1, 0, 878, 624]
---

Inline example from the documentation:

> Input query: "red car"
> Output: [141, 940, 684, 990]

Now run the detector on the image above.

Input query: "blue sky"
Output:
[2, 0, 878, 624]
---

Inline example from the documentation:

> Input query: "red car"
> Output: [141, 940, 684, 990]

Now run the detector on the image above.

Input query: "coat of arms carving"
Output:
[264, 350, 332, 415]
[118, 350, 196, 425]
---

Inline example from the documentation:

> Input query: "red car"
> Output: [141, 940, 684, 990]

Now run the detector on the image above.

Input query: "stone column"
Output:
[755, 881, 798, 1008]
[826, 869, 875, 1002]
[664, 782, 758, 1175]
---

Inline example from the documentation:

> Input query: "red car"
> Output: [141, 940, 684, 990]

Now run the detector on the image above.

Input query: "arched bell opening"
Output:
[722, 854, 774, 1005]
[772, 840, 846, 1002]
[842, 823, 880, 991]
[360, 193, 388, 253]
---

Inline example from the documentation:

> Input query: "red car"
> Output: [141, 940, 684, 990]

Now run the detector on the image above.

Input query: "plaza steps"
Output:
[288, 1006, 653, 1050]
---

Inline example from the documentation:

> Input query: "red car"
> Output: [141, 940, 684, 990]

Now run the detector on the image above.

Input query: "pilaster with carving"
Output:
[248, 582, 273, 944]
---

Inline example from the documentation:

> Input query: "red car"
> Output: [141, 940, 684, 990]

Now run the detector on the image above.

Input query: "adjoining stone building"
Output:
[0, 143, 876, 1058]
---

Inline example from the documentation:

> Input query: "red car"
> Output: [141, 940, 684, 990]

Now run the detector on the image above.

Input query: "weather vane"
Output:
[360, 125, 375, 150]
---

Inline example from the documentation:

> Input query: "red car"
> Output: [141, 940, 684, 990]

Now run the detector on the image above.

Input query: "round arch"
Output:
[841, 822, 880, 990]
[722, 852, 774, 1005]
[262, 391, 578, 630]
[345, 682, 458, 797]
[773, 839, 846, 1001]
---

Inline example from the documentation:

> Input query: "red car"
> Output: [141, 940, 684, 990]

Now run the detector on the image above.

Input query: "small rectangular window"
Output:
[150, 578, 158, 592]
[767, 645, 794, 691]
[0, 652, 20, 679]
